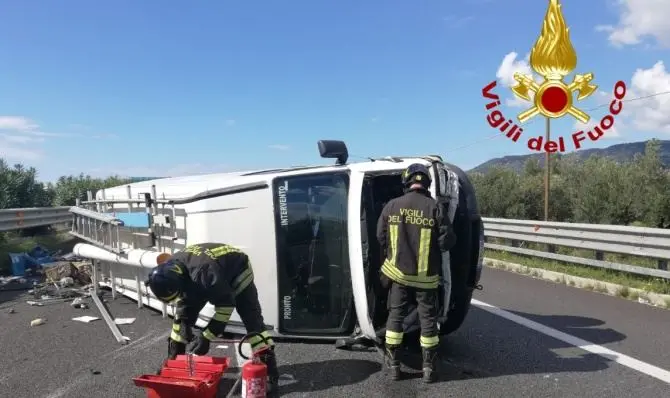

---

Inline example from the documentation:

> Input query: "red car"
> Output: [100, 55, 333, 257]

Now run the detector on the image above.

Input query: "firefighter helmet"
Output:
[145, 258, 187, 302]
[402, 163, 432, 189]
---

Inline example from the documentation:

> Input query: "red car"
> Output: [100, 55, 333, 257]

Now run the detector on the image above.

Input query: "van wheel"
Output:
[438, 289, 473, 336]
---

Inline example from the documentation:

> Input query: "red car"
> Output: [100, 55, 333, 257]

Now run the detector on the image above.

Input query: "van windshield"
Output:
[272, 172, 354, 335]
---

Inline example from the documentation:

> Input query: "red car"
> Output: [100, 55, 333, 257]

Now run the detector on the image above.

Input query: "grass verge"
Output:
[0, 231, 80, 275]
[485, 248, 670, 296]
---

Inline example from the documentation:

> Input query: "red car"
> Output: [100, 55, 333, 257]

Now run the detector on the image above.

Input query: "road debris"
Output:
[73, 316, 100, 323]
[70, 297, 88, 309]
[30, 318, 46, 327]
[7, 308, 15, 314]
[114, 317, 136, 325]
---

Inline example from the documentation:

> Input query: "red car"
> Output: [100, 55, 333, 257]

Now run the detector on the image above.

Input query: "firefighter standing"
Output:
[145, 243, 280, 394]
[376, 163, 455, 383]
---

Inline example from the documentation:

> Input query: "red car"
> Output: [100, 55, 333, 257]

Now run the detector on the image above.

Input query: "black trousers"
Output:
[384, 282, 440, 349]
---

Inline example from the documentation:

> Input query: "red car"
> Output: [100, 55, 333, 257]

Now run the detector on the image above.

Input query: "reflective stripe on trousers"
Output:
[420, 335, 439, 349]
[247, 330, 275, 353]
[385, 330, 403, 346]
[170, 323, 186, 343]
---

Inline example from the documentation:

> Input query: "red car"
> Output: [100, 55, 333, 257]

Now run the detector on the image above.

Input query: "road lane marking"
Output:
[471, 299, 670, 384]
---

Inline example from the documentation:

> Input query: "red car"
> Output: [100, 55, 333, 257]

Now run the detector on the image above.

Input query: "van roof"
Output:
[97, 156, 440, 201]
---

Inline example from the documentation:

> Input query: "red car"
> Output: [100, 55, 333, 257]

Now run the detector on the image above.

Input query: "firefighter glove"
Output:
[188, 332, 211, 356]
[167, 338, 186, 360]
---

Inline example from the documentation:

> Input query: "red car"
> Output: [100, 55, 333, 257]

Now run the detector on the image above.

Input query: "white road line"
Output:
[471, 298, 670, 384]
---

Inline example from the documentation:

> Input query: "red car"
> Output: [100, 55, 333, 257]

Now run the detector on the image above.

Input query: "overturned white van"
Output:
[69, 140, 484, 346]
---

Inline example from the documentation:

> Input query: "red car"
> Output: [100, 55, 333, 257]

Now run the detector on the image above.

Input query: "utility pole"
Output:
[544, 117, 551, 221]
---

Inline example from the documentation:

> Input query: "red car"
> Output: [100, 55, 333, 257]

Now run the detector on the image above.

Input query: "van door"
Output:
[431, 163, 457, 323]
[272, 172, 357, 336]
[347, 170, 378, 341]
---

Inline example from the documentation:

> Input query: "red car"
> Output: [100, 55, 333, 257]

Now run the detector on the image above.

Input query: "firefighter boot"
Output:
[259, 347, 280, 396]
[422, 347, 439, 383]
[384, 344, 401, 381]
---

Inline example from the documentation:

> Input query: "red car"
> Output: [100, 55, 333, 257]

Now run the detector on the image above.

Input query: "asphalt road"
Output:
[1, 267, 669, 398]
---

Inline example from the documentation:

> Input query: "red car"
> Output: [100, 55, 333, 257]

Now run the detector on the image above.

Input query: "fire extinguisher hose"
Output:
[237, 331, 273, 360]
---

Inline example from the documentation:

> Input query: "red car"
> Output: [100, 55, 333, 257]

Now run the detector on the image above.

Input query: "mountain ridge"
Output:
[468, 139, 670, 173]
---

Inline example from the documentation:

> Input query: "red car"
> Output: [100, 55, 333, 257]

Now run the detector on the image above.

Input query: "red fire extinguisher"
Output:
[240, 333, 270, 398]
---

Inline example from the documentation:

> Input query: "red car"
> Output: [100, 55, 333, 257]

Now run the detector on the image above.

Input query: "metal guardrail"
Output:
[0, 207, 71, 232]
[482, 217, 670, 280]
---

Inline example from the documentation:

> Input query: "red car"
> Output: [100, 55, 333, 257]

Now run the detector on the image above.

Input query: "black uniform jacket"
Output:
[376, 189, 455, 289]
[171, 243, 251, 311]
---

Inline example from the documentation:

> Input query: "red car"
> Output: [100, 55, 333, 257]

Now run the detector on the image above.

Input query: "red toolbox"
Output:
[133, 355, 230, 398]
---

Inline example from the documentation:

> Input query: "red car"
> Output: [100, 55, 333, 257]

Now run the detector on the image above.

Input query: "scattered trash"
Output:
[7, 308, 15, 314]
[73, 316, 101, 323]
[114, 317, 136, 325]
[638, 297, 651, 305]
[59, 277, 75, 287]
[26, 300, 44, 306]
[44, 261, 91, 285]
[70, 297, 88, 309]
[31, 318, 47, 327]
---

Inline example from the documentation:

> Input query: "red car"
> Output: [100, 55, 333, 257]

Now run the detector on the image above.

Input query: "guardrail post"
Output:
[659, 260, 668, 271]
[547, 244, 556, 253]
[595, 251, 604, 261]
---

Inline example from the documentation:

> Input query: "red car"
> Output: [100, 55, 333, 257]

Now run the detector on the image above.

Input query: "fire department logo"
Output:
[510, 0, 597, 124]
[481, 0, 627, 153]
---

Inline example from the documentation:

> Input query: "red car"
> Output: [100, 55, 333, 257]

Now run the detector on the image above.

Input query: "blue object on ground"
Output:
[9, 253, 33, 276]
[28, 245, 50, 259]
[27, 245, 53, 265]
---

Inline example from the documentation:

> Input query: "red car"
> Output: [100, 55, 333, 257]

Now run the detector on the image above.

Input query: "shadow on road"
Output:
[273, 359, 381, 394]
[395, 306, 628, 384]
[506, 311, 627, 345]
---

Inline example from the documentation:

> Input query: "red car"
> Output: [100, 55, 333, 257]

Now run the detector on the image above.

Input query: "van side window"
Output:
[272, 172, 354, 335]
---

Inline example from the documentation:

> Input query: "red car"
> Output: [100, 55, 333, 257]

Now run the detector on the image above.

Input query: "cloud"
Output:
[91, 133, 119, 139]
[0, 143, 43, 162]
[268, 144, 290, 151]
[0, 116, 46, 161]
[573, 119, 622, 138]
[596, 0, 670, 48]
[442, 15, 474, 29]
[0, 134, 45, 144]
[495, 52, 542, 108]
[0, 116, 119, 163]
[84, 163, 231, 180]
[623, 61, 670, 133]
[0, 116, 40, 132]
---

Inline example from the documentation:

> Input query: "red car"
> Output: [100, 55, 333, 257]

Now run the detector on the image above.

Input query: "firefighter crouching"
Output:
[376, 163, 456, 383]
[145, 243, 280, 393]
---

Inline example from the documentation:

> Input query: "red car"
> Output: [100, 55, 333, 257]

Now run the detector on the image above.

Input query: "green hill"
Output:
[469, 140, 670, 173]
